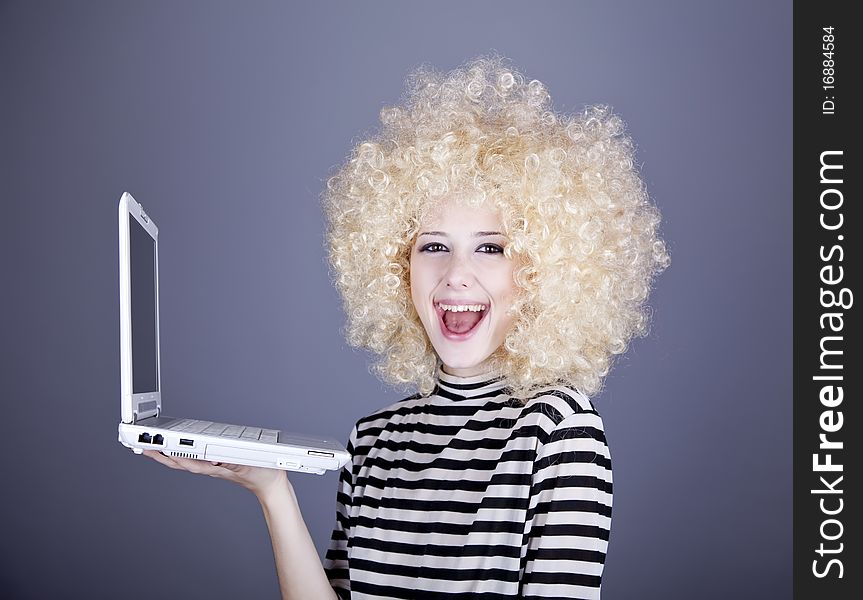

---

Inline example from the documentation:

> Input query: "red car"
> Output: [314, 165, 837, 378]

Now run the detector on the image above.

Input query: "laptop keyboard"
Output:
[165, 419, 279, 443]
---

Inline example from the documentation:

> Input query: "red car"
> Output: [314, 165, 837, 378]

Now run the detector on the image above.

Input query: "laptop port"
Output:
[138, 433, 152, 444]
[152, 434, 164, 445]
[308, 450, 334, 458]
[179, 438, 194, 447]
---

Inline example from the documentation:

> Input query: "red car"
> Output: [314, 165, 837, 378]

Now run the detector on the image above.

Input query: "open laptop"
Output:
[117, 192, 349, 474]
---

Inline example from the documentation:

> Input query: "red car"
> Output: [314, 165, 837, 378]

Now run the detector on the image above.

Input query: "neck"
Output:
[434, 365, 509, 400]
[441, 365, 495, 378]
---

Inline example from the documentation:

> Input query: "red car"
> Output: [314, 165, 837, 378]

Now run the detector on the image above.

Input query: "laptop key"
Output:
[183, 420, 212, 433]
[220, 425, 244, 438]
[240, 427, 262, 440]
[203, 423, 229, 435]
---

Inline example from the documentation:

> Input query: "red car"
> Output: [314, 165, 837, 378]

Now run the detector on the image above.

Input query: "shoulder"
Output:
[520, 387, 612, 481]
[522, 384, 598, 422]
[517, 384, 607, 447]
[349, 391, 430, 447]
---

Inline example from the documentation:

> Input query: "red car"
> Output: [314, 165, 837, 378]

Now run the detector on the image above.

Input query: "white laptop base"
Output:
[118, 417, 346, 474]
[117, 192, 349, 474]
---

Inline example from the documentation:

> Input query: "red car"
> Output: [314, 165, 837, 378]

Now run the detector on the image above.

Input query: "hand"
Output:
[143, 450, 290, 501]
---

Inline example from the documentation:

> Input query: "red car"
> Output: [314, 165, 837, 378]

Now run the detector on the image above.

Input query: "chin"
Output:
[435, 348, 491, 371]
[441, 357, 482, 370]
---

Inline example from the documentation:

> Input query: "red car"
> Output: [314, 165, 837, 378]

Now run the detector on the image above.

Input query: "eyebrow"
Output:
[417, 230, 505, 238]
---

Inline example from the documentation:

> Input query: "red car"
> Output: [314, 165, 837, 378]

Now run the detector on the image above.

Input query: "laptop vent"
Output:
[169, 451, 199, 459]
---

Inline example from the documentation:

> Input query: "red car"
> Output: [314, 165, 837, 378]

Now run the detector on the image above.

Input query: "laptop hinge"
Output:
[132, 399, 160, 423]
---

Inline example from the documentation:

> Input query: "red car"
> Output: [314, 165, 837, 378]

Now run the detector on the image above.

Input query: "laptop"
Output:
[117, 192, 350, 474]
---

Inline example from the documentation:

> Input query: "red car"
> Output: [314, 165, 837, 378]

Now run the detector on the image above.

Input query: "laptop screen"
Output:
[129, 217, 159, 393]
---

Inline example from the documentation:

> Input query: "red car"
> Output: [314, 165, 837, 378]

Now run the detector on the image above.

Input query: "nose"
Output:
[444, 253, 474, 289]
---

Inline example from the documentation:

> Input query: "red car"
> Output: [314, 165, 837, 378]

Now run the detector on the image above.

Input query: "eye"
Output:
[419, 242, 448, 253]
[477, 243, 504, 254]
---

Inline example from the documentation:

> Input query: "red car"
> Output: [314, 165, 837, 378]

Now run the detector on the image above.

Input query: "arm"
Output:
[143, 451, 337, 600]
[519, 410, 613, 600]
[321, 428, 357, 599]
[258, 480, 338, 600]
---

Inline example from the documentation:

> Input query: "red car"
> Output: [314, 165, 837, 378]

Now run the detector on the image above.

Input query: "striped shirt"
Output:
[324, 368, 613, 599]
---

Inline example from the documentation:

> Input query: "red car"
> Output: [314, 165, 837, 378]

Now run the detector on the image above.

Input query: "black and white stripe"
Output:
[324, 368, 612, 599]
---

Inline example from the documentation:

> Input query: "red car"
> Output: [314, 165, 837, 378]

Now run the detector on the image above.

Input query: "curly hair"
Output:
[322, 54, 669, 400]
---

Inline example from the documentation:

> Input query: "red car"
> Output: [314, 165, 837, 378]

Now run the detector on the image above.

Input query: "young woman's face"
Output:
[409, 199, 517, 377]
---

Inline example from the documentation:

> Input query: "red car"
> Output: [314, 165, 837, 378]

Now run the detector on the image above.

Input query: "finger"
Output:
[144, 451, 212, 475]
[168, 455, 211, 474]
[144, 450, 238, 480]
[143, 450, 183, 470]
[168, 455, 232, 477]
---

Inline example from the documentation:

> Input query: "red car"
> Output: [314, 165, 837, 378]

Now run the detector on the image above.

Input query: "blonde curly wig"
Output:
[323, 54, 669, 400]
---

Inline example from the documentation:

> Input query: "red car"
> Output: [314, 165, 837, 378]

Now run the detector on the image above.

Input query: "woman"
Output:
[146, 55, 668, 599]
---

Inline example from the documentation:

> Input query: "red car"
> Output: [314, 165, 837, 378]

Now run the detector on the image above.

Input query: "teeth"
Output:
[437, 303, 486, 312]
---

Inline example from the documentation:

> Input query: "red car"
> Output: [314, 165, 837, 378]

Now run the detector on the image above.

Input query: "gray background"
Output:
[0, 1, 791, 598]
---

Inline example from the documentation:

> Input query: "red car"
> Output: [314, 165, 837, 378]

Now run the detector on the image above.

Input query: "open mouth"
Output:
[435, 302, 489, 340]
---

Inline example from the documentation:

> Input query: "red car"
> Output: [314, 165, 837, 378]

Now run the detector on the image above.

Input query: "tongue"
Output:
[443, 310, 483, 334]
